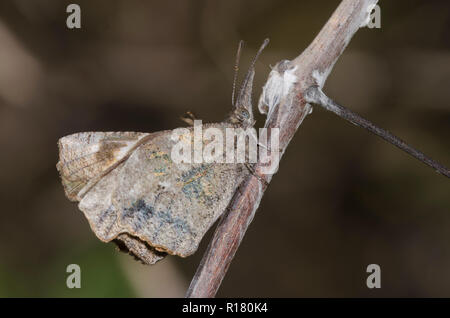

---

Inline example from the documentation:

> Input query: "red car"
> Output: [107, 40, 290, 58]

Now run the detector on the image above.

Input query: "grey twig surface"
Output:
[305, 86, 450, 178]
[186, 0, 379, 298]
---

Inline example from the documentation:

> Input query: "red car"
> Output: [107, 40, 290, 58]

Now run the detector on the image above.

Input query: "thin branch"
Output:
[305, 86, 450, 178]
[186, 0, 379, 298]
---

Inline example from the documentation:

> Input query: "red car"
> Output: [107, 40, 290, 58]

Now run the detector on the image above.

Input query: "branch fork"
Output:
[185, 0, 448, 298]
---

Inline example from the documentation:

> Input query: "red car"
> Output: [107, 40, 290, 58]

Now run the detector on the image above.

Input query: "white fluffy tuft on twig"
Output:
[258, 64, 298, 119]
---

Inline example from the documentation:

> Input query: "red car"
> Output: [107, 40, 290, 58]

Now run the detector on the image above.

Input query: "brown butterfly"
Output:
[56, 40, 269, 264]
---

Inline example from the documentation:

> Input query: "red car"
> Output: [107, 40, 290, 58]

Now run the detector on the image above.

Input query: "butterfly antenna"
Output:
[250, 38, 269, 72]
[232, 40, 245, 107]
[237, 38, 270, 101]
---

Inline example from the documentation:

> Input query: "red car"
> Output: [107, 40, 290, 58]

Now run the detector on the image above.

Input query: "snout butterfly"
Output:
[57, 39, 269, 264]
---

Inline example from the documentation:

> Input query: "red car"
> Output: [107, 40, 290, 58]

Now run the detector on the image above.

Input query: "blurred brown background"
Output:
[0, 0, 449, 297]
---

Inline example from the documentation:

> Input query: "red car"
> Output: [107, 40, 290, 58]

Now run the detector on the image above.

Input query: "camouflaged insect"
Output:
[56, 40, 269, 264]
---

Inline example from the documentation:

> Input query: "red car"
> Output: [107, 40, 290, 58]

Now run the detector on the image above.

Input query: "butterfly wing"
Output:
[56, 131, 151, 201]
[57, 131, 167, 264]
[110, 124, 248, 257]
[57, 125, 248, 262]
[114, 233, 166, 265]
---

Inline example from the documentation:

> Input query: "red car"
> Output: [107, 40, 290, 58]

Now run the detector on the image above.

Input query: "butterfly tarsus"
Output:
[180, 111, 198, 126]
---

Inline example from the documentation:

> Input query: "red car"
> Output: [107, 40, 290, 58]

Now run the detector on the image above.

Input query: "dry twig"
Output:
[186, 0, 381, 298]
[305, 86, 450, 178]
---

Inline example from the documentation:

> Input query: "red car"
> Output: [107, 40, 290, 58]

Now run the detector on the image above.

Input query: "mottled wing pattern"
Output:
[58, 124, 248, 263]
[111, 125, 248, 256]
[77, 159, 166, 264]
[57, 131, 167, 264]
[57, 132, 150, 201]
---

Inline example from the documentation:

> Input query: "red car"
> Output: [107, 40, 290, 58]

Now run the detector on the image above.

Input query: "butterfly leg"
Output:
[180, 111, 198, 126]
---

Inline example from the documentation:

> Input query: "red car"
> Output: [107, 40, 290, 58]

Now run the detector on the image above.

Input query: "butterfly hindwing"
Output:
[111, 124, 248, 257]
[57, 131, 169, 264]
[57, 124, 249, 263]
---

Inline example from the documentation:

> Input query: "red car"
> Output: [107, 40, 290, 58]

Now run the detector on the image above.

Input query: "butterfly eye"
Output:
[240, 109, 249, 119]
